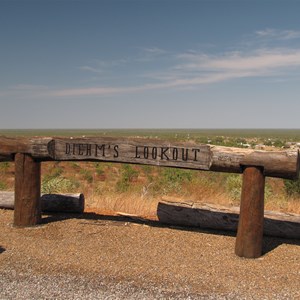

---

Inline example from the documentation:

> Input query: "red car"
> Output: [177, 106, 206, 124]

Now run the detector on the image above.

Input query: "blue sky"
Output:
[1, 0, 300, 129]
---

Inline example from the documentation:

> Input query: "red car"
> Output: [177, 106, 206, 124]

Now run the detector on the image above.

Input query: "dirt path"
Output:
[0, 209, 299, 299]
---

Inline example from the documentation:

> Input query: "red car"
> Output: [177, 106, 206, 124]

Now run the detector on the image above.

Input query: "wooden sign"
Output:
[48, 138, 212, 170]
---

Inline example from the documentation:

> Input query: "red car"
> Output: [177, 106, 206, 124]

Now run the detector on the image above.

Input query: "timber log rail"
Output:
[0, 136, 299, 259]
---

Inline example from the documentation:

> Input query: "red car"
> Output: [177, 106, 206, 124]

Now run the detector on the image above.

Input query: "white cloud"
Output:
[79, 66, 103, 74]
[51, 86, 137, 97]
[4, 30, 300, 99]
[79, 58, 129, 75]
[11, 84, 49, 91]
[47, 47, 300, 97]
[142, 47, 167, 55]
[180, 49, 300, 72]
[134, 47, 169, 63]
[255, 29, 300, 40]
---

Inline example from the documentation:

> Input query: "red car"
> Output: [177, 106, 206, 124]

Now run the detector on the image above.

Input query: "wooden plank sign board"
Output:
[48, 138, 212, 170]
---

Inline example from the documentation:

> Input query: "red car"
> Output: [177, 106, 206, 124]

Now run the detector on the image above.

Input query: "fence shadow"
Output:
[41, 212, 159, 227]
[156, 201, 300, 256]
[41, 207, 300, 257]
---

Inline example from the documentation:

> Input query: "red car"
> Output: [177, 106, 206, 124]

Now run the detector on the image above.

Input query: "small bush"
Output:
[95, 163, 105, 176]
[284, 178, 300, 196]
[44, 164, 64, 181]
[273, 139, 285, 148]
[41, 177, 79, 194]
[70, 162, 81, 170]
[162, 168, 192, 184]
[0, 181, 7, 190]
[213, 136, 225, 145]
[140, 165, 155, 183]
[0, 162, 10, 173]
[226, 174, 273, 203]
[226, 174, 242, 202]
[115, 164, 139, 192]
[80, 169, 93, 183]
[151, 168, 193, 195]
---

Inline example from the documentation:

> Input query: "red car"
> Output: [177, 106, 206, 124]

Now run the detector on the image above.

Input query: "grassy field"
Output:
[1, 129, 300, 216]
[2, 128, 300, 139]
[2, 128, 300, 147]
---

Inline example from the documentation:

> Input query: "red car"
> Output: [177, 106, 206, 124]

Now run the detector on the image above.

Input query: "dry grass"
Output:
[1, 161, 300, 216]
[284, 197, 300, 214]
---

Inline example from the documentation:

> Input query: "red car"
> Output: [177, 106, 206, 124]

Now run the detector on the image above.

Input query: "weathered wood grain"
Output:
[48, 138, 211, 170]
[157, 199, 300, 239]
[0, 191, 84, 213]
[210, 145, 299, 179]
[235, 167, 265, 258]
[0, 136, 52, 161]
[14, 153, 41, 227]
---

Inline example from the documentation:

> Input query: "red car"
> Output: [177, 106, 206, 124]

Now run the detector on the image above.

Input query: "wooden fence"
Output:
[0, 136, 299, 259]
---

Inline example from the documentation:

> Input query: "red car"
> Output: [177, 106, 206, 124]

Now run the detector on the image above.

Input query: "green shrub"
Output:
[122, 164, 139, 181]
[284, 178, 300, 196]
[95, 163, 105, 176]
[162, 168, 192, 184]
[226, 174, 273, 203]
[226, 174, 242, 201]
[41, 177, 79, 194]
[44, 164, 64, 181]
[80, 169, 93, 183]
[152, 167, 193, 195]
[0, 181, 7, 190]
[70, 162, 81, 170]
[264, 139, 273, 146]
[0, 162, 10, 172]
[0, 162, 11, 177]
[141, 165, 152, 175]
[273, 139, 285, 148]
[141, 165, 154, 182]
[213, 136, 225, 145]
[115, 164, 139, 192]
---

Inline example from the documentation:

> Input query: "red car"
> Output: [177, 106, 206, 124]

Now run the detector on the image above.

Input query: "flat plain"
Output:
[0, 129, 300, 299]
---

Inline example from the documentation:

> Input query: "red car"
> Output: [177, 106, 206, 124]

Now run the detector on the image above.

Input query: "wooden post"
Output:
[14, 153, 41, 227]
[235, 166, 265, 258]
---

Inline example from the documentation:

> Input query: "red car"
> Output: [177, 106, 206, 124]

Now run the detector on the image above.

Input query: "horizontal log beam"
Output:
[157, 199, 300, 239]
[0, 136, 52, 161]
[210, 146, 299, 179]
[0, 191, 84, 213]
[0, 136, 299, 179]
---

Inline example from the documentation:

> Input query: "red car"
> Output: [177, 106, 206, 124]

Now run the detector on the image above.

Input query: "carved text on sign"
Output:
[134, 146, 201, 161]
[49, 138, 212, 170]
[64, 142, 203, 163]
[65, 143, 119, 158]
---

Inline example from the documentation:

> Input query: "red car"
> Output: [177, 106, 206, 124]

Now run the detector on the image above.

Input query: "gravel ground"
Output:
[0, 209, 299, 299]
